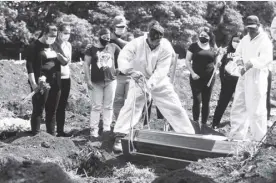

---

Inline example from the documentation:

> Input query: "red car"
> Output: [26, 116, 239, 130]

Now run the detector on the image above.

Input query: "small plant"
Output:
[113, 162, 156, 183]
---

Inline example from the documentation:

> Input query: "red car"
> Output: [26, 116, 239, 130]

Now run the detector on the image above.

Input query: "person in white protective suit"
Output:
[113, 20, 195, 152]
[229, 15, 273, 141]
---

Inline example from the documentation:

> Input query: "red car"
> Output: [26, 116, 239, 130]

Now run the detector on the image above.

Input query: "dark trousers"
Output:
[267, 70, 272, 120]
[190, 76, 215, 124]
[212, 77, 238, 127]
[31, 86, 61, 135]
[56, 78, 71, 134]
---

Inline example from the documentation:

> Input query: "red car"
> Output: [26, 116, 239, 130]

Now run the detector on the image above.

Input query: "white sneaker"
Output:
[90, 128, 99, 138]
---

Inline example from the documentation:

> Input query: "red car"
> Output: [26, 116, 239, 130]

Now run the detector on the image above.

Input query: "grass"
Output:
[112, 162, 156, 183]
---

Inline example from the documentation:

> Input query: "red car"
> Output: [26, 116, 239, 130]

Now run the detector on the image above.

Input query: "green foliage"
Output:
[207, 2, 244, 47]
[237, 1, 276, 26]
[0, 1, 275, 60]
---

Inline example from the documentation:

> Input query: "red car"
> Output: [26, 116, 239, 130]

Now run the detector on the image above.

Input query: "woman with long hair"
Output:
[84, 28, 121, 138]
[212, 32, 243, 129]
[186, 27, 220, 131]
[51, 23, 72, 137]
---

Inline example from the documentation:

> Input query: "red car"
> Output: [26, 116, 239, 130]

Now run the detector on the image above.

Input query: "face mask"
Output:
[232, 42, 238, 49]
[99, 37, 109, 47]
[60, 34, 70, 42]
[115, 27, 126, 36]
[45, 37, 56, 45]
[149, 29, 163, 41]
[199, 37, 209, 44]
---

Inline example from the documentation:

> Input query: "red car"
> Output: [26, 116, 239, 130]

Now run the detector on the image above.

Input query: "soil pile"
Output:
[0, 60, 276, 183]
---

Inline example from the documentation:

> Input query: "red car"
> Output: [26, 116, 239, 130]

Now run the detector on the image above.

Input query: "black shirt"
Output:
[26, 40, 61, 88]
[188, 42, 216, 78]
[85, 43, 120, 83]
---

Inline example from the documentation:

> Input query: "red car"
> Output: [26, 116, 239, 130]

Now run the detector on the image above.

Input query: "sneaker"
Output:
[113, 137, 122, 153]
[90, 128, 99, 138]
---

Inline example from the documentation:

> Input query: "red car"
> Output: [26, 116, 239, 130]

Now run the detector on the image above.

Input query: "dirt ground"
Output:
[0, 60, 276, 183]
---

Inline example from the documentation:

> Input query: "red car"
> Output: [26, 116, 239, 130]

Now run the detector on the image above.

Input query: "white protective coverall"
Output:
[114, 35, 195, 135]
[229, 30, 273, 141]
[270, 17, 276, 40]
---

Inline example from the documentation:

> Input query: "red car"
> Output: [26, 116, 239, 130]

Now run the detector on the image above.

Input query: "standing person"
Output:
[51, 23, 72, 137]
[113, 20, 195, 152]
[185, 27, 220, 130]
[110, 15, 132, 121]
[212, 32, 243, 129]
[26, 24, 61, 135]
[268, 16, 276, 120]
[230, 15, 273, 141]
[84, 28, 121, 138]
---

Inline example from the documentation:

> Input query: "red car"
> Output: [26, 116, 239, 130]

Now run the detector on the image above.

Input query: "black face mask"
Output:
[149, 29, 163, 41]
[114, 32, 122, 38]
[199, 37, 209, 44]
[99, 37, 109, 47]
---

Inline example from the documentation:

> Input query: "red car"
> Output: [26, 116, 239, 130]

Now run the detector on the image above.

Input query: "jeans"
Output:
[56, 78, 71, 134]
[90, 80, 117, 131]
[113, 74, 130, 119]
[31, 85, 61, 135]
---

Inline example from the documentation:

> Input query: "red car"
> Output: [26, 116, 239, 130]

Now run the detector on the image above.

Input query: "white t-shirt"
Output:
[60, 41, 72, 79]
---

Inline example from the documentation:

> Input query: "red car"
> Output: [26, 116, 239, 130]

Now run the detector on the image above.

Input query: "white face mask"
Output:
[45, 37, 56, 45]
[232, 42, 238, 49]
[115, 27, 126, 36]
[60, 34, 70, 42]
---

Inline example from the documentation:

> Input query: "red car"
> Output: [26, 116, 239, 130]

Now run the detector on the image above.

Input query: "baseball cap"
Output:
[148, 20, 164, 35]
[112, 15, 127, 27]
[245, 15, 260, 28]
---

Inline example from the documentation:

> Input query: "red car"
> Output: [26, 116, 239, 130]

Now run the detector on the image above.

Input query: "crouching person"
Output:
[113, 20, 195, 152]
[84, 28, 121, 138]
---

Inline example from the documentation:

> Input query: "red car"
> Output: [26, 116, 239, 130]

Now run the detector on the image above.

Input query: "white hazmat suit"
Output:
[230, 30, 273, 141]
[113, 35, 195, 135]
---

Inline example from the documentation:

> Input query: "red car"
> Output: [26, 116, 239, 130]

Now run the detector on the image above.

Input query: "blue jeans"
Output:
[113, 74, 131, 119]
[90, 80, 117, 131]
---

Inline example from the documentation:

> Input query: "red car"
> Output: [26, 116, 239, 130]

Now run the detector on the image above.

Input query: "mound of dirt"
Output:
[0, 132, 79, 169]
[0, 158, 75, 183]
[0, 60, 91, 119]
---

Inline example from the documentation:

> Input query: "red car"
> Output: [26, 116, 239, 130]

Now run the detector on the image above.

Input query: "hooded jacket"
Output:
[117, 35, 174, 89]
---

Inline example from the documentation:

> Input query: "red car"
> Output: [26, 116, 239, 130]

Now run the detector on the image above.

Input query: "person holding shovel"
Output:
[26, 24, 61, 136]
[186, 27, 223, 132]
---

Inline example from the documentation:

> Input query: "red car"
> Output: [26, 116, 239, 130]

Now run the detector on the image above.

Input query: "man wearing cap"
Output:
[110, 15, 129, 49]
[110, 15, 133, 122]
[113, 20, 195, 152]
[230, 15, 273, 141]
